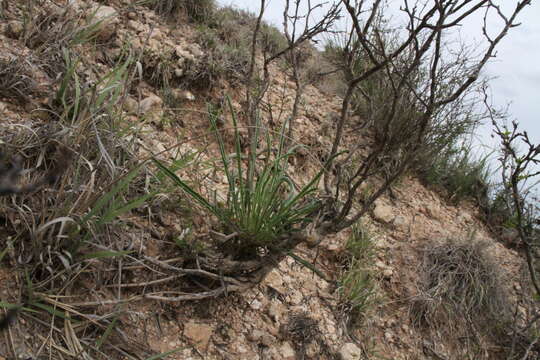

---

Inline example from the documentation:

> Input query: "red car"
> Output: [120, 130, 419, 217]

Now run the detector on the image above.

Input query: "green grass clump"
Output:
[155, 100, 322, 257]
[338, 223, 378, 323]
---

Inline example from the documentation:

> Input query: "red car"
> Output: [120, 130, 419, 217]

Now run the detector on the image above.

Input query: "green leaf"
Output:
[82, 165, 143, 224]
[0, 302, 37, 314]
[153, 159, 219, 215]
[97, 192, 155, 225]
[96, 313, 120, 349]
[30, 302, 73, 321]
[287, 252, 329, 281]
[0, 244, 9, 263]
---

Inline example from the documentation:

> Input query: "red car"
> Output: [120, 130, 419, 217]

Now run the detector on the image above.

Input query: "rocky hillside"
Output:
[0, 1, 537, 359]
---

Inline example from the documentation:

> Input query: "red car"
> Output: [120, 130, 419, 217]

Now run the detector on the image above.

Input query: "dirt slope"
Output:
[0, 1, 530, 359]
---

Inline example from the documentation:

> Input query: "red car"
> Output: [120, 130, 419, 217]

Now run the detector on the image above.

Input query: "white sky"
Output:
[217, 0, 540, 166]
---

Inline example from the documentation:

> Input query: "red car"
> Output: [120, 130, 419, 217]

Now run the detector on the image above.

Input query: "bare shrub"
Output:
[318, 0, 531, 235]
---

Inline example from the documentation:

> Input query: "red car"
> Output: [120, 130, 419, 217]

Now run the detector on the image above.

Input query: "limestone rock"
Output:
[123, 97, 139, 114]
[88, 5, 119, 40]
[127, 20, 145, 33]
[184, 321, 213, 351]
[188, 44, 204, 58]
[373, 203, 394, 223]
[425, 204, 441, 220]
[247, 330, 275, 346]
[267, 301, 282, 322]
[383, 268, 394, 279]
[250, 299, 263, 310]
[138, 94, 163, 122]
[339, 342, 362, 360]
[501, 227, 519, 245]
[280, 342, 296, 360]
[393, 215, 408, 230]
[175, 46, 196, 62]
[265, 270, 286, 294]
[172, 89, 196, 102]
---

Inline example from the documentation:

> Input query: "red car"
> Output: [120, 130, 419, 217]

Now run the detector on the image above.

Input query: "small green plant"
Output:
[338, 223, 378, 323]
[155, 100, 322, 257]
[153, 0, 216, 23]
[422, 143, 492, 204]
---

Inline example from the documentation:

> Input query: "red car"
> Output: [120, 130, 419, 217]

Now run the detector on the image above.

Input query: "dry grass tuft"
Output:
[0, 57, 38, 104]
[22, 2, 103, 77]
[282, 311, 338, 359]
[0, 48, 159, 358]
[411, 236, 513, 358]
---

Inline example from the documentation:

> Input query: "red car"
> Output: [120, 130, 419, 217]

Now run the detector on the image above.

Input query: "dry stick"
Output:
[245, 0, 267, 140]
[142, 255, 243, 286]
[104, 274, 185, 288]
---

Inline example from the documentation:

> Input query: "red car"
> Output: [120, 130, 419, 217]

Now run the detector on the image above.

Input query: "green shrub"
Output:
[153, 0, 216, 23]
[183, 6, 288, 90]
[185, 24, 250, 89]
[421, 143, 492, 203]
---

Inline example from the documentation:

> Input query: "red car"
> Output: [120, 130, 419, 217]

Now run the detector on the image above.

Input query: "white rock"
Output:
[393, 215, 408, 230]
[173, 90, 195, 101]
[127, 20, 145, 33]
[188, 44, 204, 58]
[250, 299, 263, 310]
[339, 342, 362, 360]
[183, 321, 213, 351]
[373, 203, 394, 223]
[138, 94, 163, 122]
[425, 204, 441, 220]
[280, 342, 296, 359]
[174, 68, 185, 77]
[267, 302, 282, 322]
[123, 97, 138, 114]
[88, 5, 118, 40]
[265, 270, 286, 293]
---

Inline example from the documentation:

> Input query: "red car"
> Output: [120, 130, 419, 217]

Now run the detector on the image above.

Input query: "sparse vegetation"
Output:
[421, 143, 492, 204]
[338, 223, 378, 326]
[153, 0, 216, 23]
[0, 0, 538, 359]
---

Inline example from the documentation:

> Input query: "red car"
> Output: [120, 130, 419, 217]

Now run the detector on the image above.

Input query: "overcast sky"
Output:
[217, 0, 540, 164]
